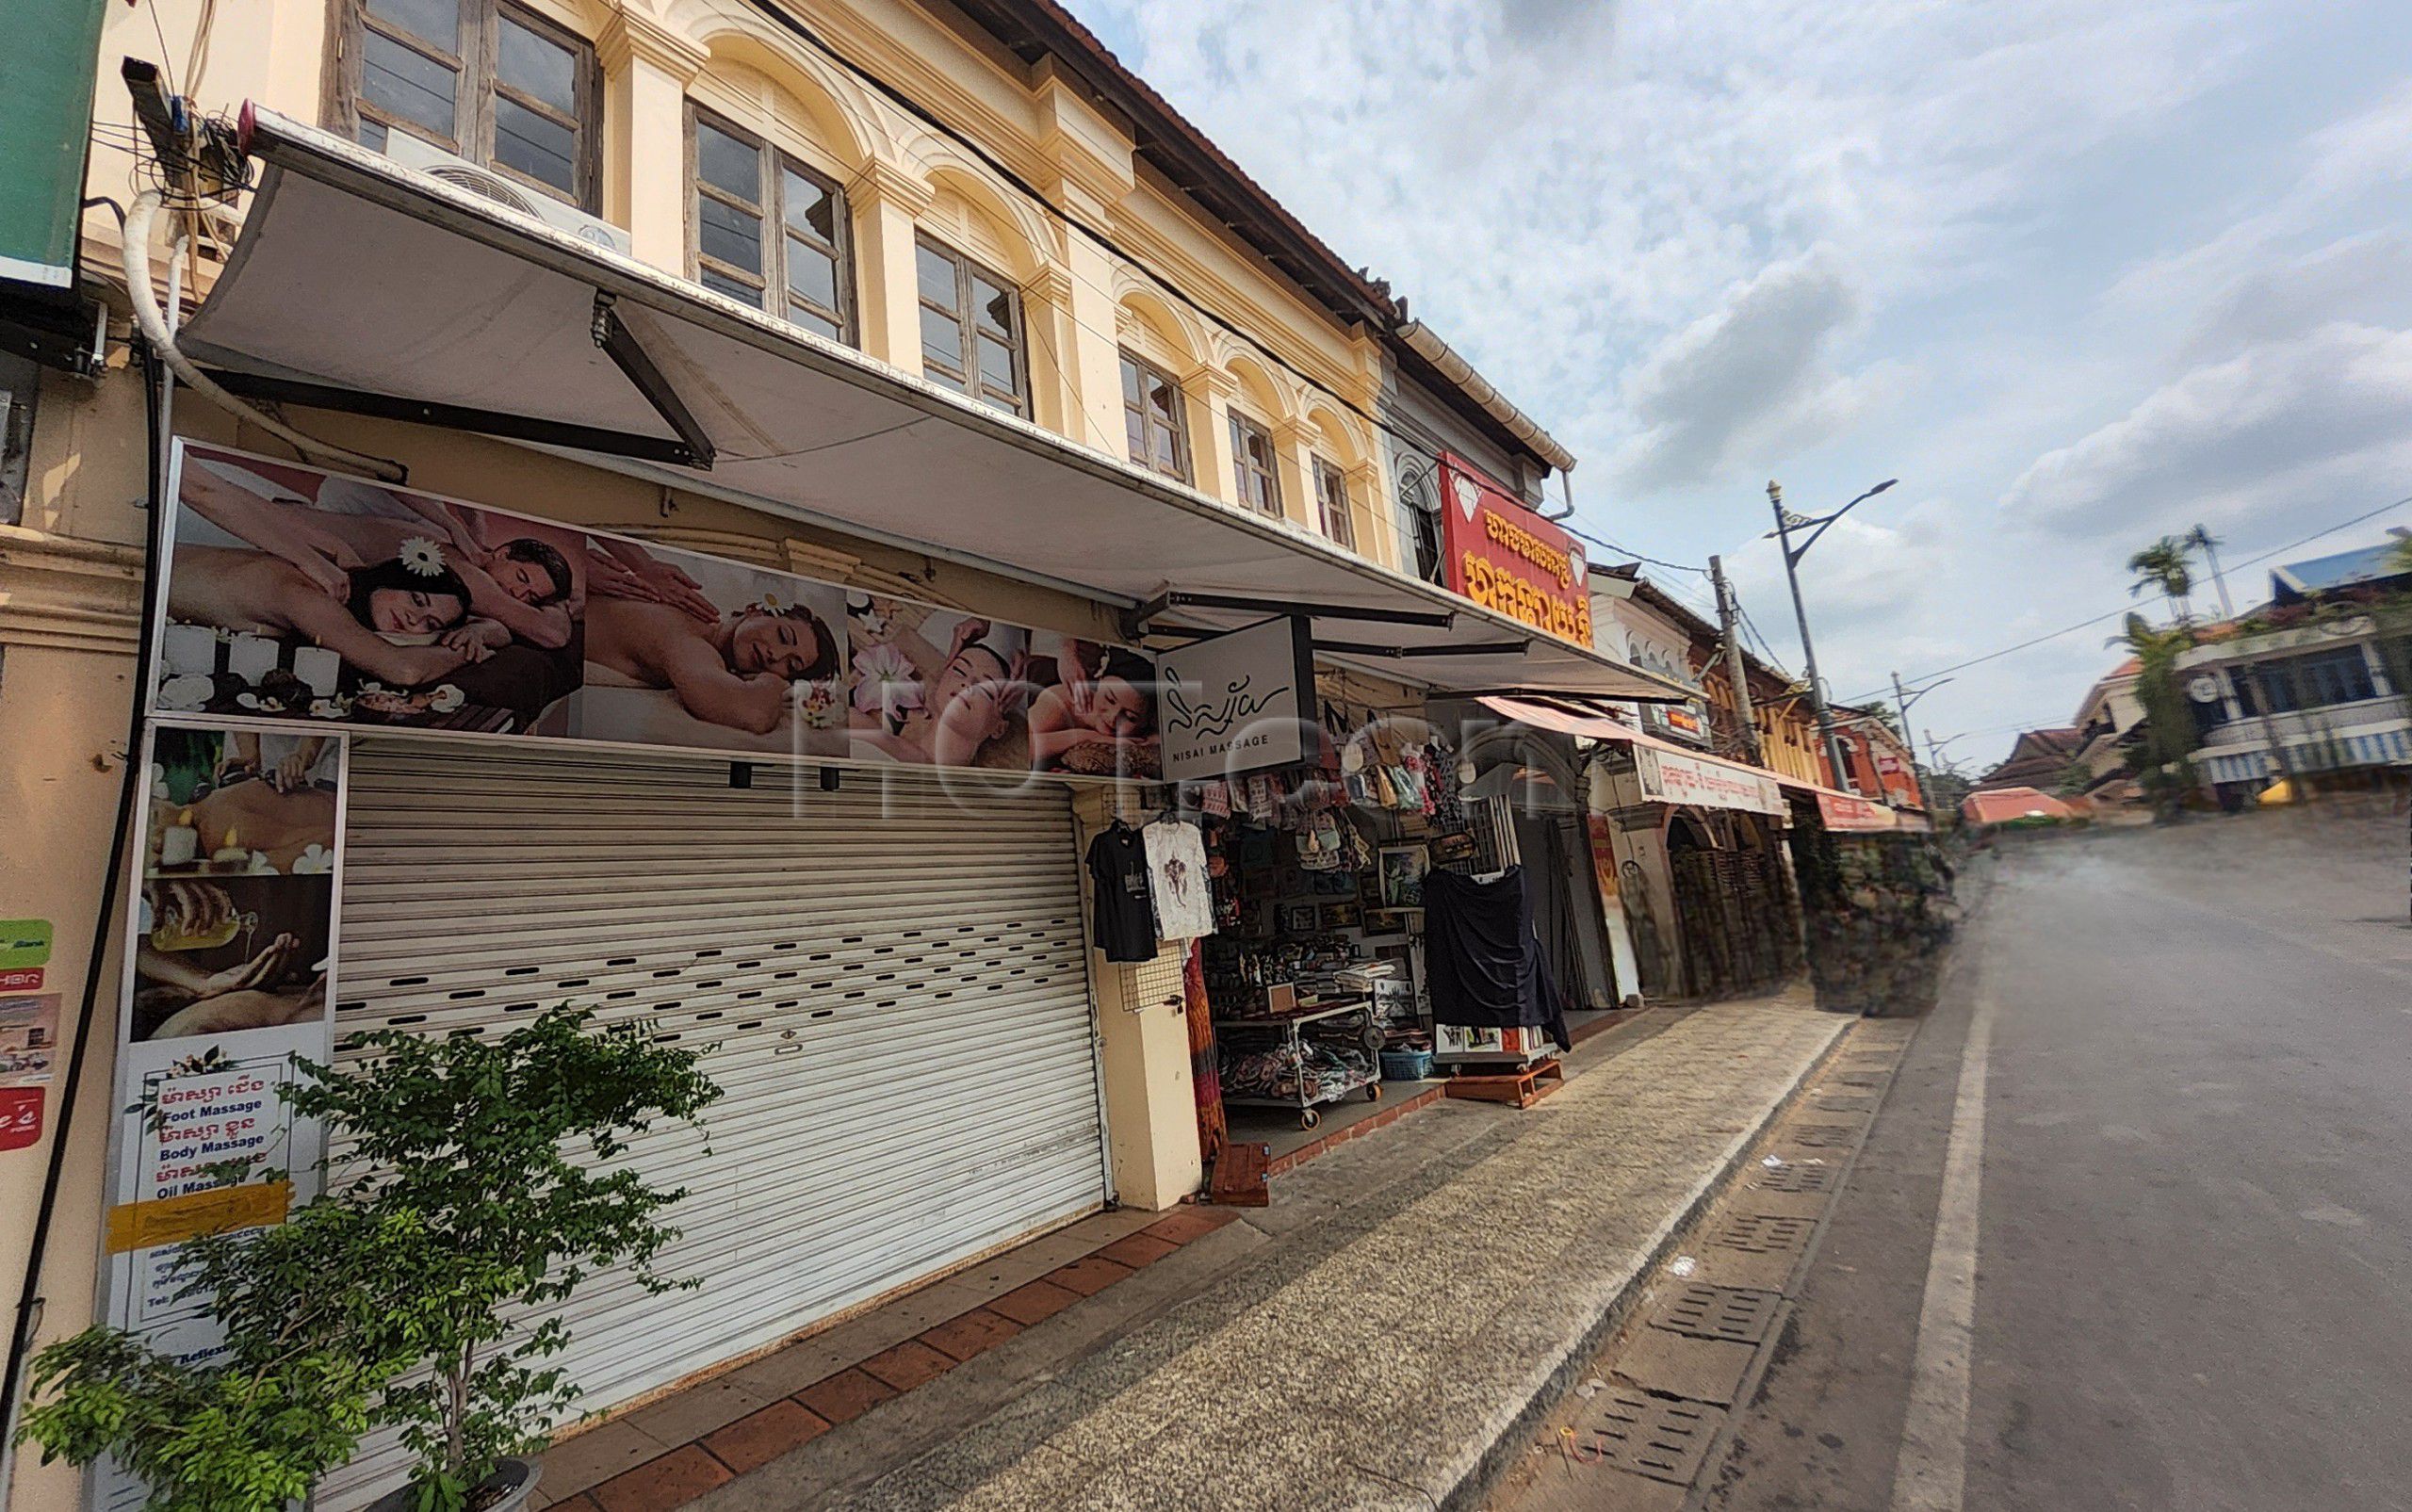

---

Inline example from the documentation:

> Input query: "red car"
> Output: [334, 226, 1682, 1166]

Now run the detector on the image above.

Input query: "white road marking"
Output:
[1888, 984, 1999, 1512]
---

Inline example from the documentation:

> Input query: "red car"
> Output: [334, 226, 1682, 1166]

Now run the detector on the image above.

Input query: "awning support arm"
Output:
[593, 293, 716, 469]
[1313, 639, 1531, 658]
[1121, 588, 1455, 640]
[205, 370, 708, 468]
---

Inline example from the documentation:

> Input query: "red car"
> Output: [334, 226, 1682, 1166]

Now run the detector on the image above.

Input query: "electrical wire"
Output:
[730, 0, 1611, 528]
[1841, 491, 2412, 703]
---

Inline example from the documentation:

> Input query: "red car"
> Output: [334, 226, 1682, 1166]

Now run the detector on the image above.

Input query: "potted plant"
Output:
[18, 1007, 721, 1512]
[17, 1199, 441, 1512]
[289, 1006, 722, 1512]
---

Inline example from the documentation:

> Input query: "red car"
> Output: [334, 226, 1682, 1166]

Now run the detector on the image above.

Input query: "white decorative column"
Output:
[1185, 366, 1240, 505]
[1270, 417, 1316, 534]
[1034, 62, 1137, 459]
[596, 13, 708, 274]
[848, 160, 935, 378]
[1019, 267, 1085, 445]
[1346, 459, 1387, 564]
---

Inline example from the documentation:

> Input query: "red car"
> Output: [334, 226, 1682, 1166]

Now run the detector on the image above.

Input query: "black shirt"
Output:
[1085, 824, 1158, 962]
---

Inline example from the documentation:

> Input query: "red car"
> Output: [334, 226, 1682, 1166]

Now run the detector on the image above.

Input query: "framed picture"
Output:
[1319, 901, 1361, 932]
[1278, 902, 1320, 935]
[1378, 844, 1428, 909]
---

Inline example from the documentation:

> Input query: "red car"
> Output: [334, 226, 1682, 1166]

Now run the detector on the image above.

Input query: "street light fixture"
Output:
[1767, 478, 1899, 793]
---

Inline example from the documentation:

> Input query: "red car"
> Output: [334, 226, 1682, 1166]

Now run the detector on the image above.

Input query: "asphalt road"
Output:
[1704, 806, 2412, 1512]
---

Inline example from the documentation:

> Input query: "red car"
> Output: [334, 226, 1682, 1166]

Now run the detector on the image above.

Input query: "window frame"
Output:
[1312, 454, 1357, 550]
[334, 0, 603, 213]
[1118, 350, 1191, 483]
[915, 235, 1029, 415]
[684, 106, 856, 347]
[1227, 408, 1281, 517]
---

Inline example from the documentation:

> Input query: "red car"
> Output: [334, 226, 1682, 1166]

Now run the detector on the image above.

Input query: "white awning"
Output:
[178, 109, 1687, 706]
[1479, 696, 1784, 815]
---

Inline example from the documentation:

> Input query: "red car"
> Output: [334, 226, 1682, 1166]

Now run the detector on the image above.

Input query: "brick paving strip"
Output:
[537, 995, 1840, 1512]
[734, 996, 1850, 1512]
[549, 1206, 1241, 1512]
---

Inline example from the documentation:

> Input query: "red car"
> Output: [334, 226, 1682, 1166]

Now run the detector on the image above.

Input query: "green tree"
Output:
[17, 1200, 443, 1512]
[2111, 613, 2202, 817]
[2126, 536, 2197, 623]
[18, 1009, 722, 1512]
[285, 1007, 723, 1511]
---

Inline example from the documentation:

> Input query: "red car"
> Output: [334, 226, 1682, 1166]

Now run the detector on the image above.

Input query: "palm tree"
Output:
[2110, 612, 2208, 817]
[2127, 536, 2196, 624]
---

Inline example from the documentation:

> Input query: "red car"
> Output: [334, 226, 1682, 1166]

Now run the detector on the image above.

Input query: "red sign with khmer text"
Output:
[1437, 454, 1590, 645]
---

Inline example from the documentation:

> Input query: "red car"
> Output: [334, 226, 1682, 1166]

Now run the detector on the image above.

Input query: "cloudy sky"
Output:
[1072, 0, 2412, 772]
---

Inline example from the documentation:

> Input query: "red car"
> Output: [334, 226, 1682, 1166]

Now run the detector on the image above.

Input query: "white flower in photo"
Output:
[790, 676, 843, 728]
[852, 642, 921, 721]
[290, 843, 334, 874]
[428, 684, 465, 713]
[397, 536, 447, 577]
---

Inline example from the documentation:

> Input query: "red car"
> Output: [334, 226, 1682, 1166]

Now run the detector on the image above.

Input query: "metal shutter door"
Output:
[322, 740, 1105, 1507]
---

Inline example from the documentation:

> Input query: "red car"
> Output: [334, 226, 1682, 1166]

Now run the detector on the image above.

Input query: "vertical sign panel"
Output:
[94, 722, 348, 1509]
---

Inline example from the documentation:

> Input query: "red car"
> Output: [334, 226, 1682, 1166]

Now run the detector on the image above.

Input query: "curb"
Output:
[1429, 1009, 1857, 1512]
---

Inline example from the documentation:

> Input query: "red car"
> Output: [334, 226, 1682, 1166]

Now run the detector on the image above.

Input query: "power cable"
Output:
[1839, 492, 2412, 703]
[731, 0, 1617, 535]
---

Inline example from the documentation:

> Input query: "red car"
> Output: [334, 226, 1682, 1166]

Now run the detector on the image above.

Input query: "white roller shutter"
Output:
[323, 740, 1106, 1506]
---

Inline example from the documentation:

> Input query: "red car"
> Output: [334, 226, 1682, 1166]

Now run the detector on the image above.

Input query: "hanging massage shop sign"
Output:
[95, 440, 1165, 1504]
[1437, 451, 1590, 645]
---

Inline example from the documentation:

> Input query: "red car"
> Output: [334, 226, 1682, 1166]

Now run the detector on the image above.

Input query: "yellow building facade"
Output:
[0, 5, 1687, 1508]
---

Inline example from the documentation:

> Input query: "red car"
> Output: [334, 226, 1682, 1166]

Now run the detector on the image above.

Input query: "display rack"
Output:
[1213, 998, 1382, 1129]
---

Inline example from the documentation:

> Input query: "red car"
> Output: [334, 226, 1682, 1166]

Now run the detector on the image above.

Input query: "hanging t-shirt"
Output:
[1085, 824, 1158, 961]
[1142, 819, 1214, 941]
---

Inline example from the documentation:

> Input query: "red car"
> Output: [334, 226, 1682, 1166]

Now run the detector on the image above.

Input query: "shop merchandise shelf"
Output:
[1214, 997, 1383, 1129]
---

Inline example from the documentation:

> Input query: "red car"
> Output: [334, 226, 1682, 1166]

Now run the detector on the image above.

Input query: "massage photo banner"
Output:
[150, 441, 1163, 781]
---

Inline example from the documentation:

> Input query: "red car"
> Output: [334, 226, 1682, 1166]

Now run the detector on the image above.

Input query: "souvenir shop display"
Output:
[1184, 707, 1521, 1127]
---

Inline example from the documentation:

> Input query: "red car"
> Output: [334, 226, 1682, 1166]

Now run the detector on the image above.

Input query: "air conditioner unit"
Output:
[378, 134, 631, 258]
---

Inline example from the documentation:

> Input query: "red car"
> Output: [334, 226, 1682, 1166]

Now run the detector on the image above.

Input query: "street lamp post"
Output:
[1768, 477, 1897, 794]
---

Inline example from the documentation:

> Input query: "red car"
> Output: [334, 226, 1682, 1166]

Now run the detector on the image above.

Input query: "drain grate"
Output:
[1589, 1390, 1727, 1484]
[1651, 1281, 1784, 1344]
[1842, 1053, 1897, 1070]
[1814, 1095, 1876, 1114]
[1782, 1123, 1860, 1148]
[1752, 1162, 1838, 1194]
[1835, 1070, 1888, 1087]
[1711, 1212, 1817, 1254]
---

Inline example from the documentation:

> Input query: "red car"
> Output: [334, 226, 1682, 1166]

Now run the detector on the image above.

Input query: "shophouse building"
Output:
[0, 3, 1686, 1507]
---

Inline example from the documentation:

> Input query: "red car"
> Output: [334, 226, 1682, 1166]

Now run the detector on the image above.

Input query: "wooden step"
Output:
[1207, 1138, 1271, 1206]
[1442, 1057, 1565, 1110]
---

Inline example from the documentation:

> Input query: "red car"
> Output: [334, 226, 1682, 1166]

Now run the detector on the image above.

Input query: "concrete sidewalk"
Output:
[687, 994, 1847, 1512]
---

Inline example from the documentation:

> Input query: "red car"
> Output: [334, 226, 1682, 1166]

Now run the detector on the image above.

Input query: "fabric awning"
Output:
[1479, 696, 1784, 816]
[1769, 773, 1901, 833]
[178, 109, 1688, 706]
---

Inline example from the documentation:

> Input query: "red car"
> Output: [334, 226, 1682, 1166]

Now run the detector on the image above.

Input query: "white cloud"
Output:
[1075, 0, 2411, 748]
[2002, 323, 2412, 541]
[1609, 248, 1874, 493]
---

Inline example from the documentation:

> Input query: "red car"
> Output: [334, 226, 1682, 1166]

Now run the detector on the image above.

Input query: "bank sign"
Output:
[1437, 454, 1590, 645]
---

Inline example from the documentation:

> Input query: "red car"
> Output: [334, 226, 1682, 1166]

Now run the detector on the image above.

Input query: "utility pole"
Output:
[1769, 480, 1852, 792]
[1890, 672, 1917, 802]
[1709, 554, 1762, 765]
[2193, 522, 2235, 622]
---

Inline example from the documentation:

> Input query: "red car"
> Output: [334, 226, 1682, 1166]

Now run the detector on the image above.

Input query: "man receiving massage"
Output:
[585, 594, 841, 735]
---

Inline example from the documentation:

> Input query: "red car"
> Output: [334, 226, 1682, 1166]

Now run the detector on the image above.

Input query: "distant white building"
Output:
[2176, 533, 2412, 792]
